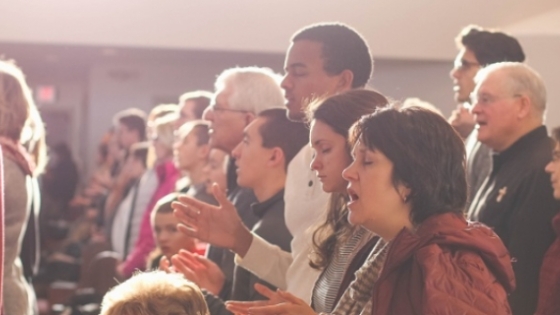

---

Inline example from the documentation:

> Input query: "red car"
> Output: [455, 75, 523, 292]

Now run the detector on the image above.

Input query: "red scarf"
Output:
[0, 137, 35, 176]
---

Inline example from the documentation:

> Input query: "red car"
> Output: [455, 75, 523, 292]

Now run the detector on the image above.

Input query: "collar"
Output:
[492, 125, 548, 174]
[251, 189, 284, 218]
[226, 157, 238, 193]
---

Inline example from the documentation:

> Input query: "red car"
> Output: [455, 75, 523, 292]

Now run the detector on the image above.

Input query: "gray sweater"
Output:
[2, 155, 36, 315]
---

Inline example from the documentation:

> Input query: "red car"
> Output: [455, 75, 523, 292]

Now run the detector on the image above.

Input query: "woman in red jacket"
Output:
[342, 105, 515, 315]
[537, 126, 560, 315]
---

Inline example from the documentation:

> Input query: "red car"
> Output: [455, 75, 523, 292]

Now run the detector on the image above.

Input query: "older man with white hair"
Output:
[194, 66, 285, 302]
[467, 62, 560, 315]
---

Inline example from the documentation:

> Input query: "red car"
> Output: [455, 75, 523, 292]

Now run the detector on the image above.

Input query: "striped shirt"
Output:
[312, 227, 372, 313]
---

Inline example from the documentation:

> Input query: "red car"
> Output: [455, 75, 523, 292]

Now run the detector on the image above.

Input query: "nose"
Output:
[342, 161, 357, 182]
[471, 99, 482, 115]
[310, 153, 322, 171]
[158, 232, 169, 243]
[203, 107, 214, 121]
[545, 161, 554, 174]
[280, 73, 292, 92]
[450, 67, 460, 80]
[231, 142, 242, 160]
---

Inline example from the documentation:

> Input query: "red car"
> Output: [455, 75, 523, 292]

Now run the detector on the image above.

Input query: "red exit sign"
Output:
[36, 85, 57, 104]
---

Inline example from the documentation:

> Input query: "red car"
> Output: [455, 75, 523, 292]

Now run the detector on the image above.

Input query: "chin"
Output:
[347, 211, 361, 226]
[287, 107, 305, 122]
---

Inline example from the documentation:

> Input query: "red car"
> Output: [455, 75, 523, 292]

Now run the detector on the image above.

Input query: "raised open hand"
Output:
[226, 284, 316, 315]
[172, 183, 253, 256]
[171, 249, 225, 296]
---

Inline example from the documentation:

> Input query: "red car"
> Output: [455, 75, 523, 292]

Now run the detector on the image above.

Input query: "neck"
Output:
[369, 204, 413, 241]
[493, 121, 542, 153]
[185, 162, 208, 185]
[252, 171, 286, 203]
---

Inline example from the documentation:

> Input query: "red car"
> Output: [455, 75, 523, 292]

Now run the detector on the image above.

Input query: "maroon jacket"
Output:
[535, 212, 560, 315]
[371, 213, 515, 315]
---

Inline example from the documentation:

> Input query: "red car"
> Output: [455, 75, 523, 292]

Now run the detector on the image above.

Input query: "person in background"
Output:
[175, 90, 213, 129]
[100, 270, 210, 315]
[110, 142, 155, 260]
[117, 114, 180, 278]
[0, 59, 39, 315]
[147, 193, 199, 269]
[173, 120, 215, 205]
[536, 126, 560, 315]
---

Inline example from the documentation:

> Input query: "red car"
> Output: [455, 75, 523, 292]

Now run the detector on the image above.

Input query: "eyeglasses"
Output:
[453, 59, 480, 72]
[208, 103, 248, 114]
[470, 93, 521, 107]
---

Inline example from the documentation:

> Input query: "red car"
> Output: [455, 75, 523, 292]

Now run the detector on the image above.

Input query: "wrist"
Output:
[232, 226, 253, 258]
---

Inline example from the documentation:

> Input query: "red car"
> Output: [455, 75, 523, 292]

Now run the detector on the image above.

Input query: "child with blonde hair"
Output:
[100, 270, 209, 315]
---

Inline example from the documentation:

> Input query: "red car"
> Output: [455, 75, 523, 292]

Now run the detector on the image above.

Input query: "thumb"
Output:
[212, 183, 230, 208]
[254, 283, 277, 300]
[277, 290, 305, 305]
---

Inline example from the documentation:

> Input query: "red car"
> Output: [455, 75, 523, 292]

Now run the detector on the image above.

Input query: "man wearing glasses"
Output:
[448, 25, 525, 204]
[199, 66, 285, 301]
[467, 62, 560, 315]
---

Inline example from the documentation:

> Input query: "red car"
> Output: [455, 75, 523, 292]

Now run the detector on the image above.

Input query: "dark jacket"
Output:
[231, 189, 292, 301]
[535, 212, 560, 315]
[371, 213, 515, 315]
[207, 158, 258, 300]
[468, 126, 560, 315]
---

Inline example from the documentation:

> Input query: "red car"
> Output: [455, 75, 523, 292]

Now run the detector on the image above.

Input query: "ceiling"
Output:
[1, 0, 559, 61]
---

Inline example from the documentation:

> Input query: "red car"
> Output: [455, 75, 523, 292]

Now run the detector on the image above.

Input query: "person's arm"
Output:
[174, 184, 293, 288]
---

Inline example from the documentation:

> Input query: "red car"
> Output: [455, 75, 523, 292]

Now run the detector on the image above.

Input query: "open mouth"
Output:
[347, 187, 360, 202]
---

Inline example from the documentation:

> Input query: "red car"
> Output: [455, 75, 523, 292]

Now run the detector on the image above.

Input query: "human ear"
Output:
[336, 69, 354, 90]
[268, 147, 285, 168]
[516, 94, 532, 119]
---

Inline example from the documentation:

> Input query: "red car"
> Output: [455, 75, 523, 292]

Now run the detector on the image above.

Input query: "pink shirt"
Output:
[121, 159, 179, 277]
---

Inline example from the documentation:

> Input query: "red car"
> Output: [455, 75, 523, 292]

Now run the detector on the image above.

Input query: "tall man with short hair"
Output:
[467, 62, 560, 315]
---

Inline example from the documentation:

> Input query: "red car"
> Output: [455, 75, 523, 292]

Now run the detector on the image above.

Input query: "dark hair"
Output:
[179, 90, 213, 119]
[552, 127, 560, 143]
[113, 108, 148, 141]
[306, 89, 389, 270]
[292, 23, 372, 88]
[129, 142, 150, 168]
[350, 105, 467, 225]
[257, 108, 309, 169]
[457, 25, 525, 66]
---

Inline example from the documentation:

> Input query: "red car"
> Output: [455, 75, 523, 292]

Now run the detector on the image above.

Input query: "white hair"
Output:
[214, 67, 285, 114]
[476, 62, 547, 117]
